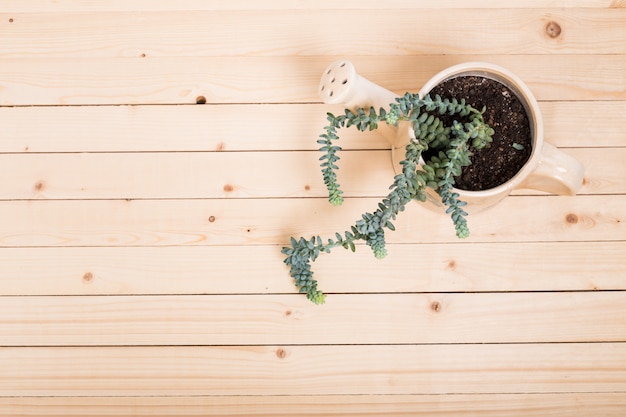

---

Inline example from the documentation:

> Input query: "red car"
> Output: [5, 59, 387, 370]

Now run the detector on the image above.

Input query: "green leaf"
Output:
[292, 91, 496, 303]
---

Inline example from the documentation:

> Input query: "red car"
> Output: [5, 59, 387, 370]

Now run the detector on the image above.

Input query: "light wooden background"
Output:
[1, 1, 625, 415]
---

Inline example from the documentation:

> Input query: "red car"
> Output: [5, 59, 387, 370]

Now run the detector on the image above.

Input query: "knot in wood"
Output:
[545, 21, 562, 38]
[565, 213, 579, 224]
[276, 348, 287, 359]
[446, 260, 457, 271]
[431, 301, 442, 312]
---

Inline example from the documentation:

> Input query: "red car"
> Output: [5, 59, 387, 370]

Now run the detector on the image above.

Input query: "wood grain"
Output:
[2, 344, 625, 396]
[0, 195, 621, 247]
[2, 292, 626, 346]
[1, 242, 623, 296]
[0, 147, 619, 199]
[2, 393, 626, 417]
[1, 1, 622, 12]
[0, 55, 623, 105]
[0, 104, 388, 153]
[0, 151, 395, 200]
[1, 102, 625, 153]
[1, 1, 624, 414]
[1, 9, 624, 58]
[541, 101, 626, 147]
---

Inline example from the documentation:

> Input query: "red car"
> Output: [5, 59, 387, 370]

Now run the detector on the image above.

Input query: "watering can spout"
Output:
[318, 60, 414, 150]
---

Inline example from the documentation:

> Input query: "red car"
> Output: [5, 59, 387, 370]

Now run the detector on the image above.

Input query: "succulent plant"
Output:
[282, 92, 494, 304]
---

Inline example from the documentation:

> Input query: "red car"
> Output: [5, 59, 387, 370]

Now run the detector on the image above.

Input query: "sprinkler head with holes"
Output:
[318, 60, 414, 149]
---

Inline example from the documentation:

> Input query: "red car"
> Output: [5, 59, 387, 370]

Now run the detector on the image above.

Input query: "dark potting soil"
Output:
[425, 76, 532, 191]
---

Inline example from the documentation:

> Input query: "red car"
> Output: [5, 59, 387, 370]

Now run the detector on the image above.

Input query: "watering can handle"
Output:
[518, 142, 584, 196]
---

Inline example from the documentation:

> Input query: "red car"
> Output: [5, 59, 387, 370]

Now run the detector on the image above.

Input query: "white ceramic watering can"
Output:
[318, 60, 585, 212]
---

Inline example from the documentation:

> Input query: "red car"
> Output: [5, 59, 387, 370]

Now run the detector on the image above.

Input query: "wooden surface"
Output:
[1, 1, 625, 415]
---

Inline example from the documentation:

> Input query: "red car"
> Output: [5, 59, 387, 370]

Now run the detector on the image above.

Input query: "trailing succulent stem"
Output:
[282, 93, 494, 304]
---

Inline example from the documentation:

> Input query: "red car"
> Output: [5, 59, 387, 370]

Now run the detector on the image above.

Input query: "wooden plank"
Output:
[0, 55, 623, 105]
[1, 9, 624, 58]
[0, 102, 625, 153]
[2, 393, 626, 417]
[1, 1, 622, 12]
[541, 101, 626, 148]
[0, 151, 395, 200]
[2, 292, 626, 346]
[0, 0, 622, 412]
[0, 242, 624, 296]
[0, 195, 621, 247]
[565, 148, 626, 195]
[2, 344, 625, 396]
[0, 147, 617, 199]
[0, 104, 389, 153]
